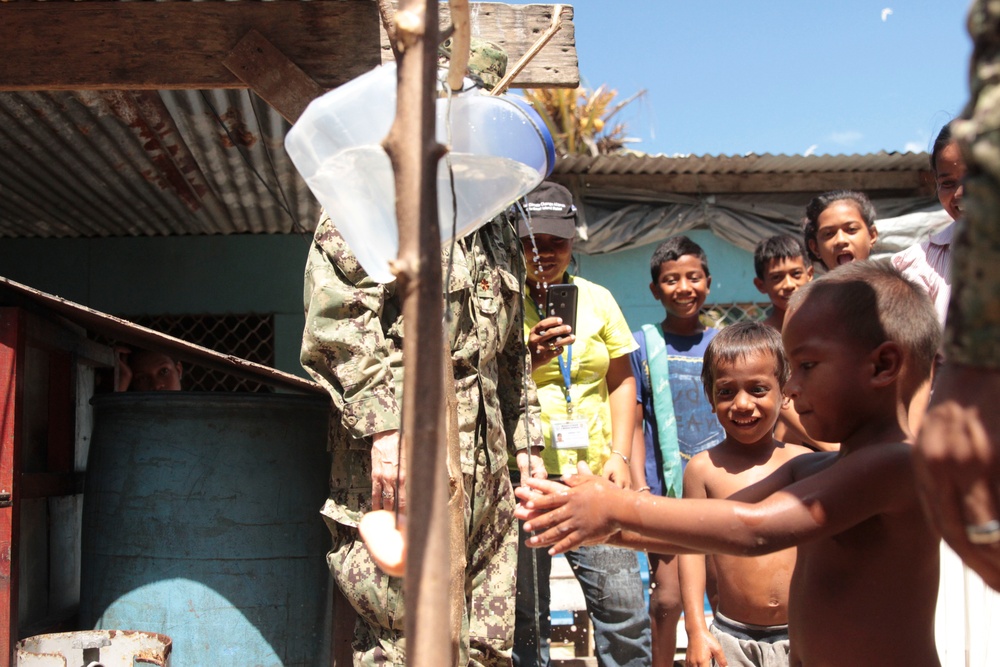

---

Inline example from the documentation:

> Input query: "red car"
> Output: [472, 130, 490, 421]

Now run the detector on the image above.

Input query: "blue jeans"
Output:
[513, 520, 652, 667]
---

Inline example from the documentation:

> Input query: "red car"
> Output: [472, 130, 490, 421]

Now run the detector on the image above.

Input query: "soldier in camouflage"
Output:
[301, 208, 545, 665]
[913, 0, 1000, 592]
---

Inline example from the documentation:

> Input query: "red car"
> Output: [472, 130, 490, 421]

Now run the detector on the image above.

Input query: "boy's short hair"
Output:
[753, 235, 810, 279]
[802, 190, 877, 263]
[788, 260, 941, 380]
[701, 321, 789, 404]
[649, 235, 710, 283]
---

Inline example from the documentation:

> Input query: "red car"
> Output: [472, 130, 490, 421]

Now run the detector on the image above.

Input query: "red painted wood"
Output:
[0, 309, 25, 667]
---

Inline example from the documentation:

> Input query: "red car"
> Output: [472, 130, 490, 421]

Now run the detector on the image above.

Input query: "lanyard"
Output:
[557, 345, 574, 417]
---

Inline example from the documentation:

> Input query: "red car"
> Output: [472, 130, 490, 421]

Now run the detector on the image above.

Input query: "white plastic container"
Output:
[285, 63, 555, 283]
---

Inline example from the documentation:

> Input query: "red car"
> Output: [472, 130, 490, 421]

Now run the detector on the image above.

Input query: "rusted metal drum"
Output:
[16, 629, 171, 666]
[80, 393, 331, 667]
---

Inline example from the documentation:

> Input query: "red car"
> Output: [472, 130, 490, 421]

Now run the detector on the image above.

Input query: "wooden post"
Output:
[383, 1, 451, 665]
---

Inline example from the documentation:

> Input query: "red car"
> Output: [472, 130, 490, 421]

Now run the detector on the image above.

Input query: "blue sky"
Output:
[564, 0, 973, 157]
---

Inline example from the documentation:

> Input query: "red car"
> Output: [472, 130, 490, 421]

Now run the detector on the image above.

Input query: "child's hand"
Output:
[515, 464, 623, 554]
[685, 627, 727, 667]
[602, 452, 631, 489]
[527, 316, 575, 371]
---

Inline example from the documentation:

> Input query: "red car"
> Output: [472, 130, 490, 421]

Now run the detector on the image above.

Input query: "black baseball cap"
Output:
[517, 181, 577, 239]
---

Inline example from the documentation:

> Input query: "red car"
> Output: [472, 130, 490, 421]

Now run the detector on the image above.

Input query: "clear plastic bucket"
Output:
[285, 63, 555, 283]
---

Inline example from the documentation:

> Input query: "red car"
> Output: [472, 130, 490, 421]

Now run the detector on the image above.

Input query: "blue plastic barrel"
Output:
[80, 393, 331, 667]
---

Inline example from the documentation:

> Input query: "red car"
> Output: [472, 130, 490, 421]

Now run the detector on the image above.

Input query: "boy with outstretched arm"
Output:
[680, 321, 811, 667]
[751, 235, 835, 453]
[517, 260, 942, 667]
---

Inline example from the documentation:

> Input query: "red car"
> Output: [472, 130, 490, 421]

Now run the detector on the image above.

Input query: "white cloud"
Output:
[804, 144, 819, 156]
[881, 8, 893, 22]
[829, 130, 863, 146]
[904, 141, 925, 154]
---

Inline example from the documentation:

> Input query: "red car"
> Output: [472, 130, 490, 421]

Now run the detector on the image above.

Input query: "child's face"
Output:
[935, 141, 966, 221]
[809, 201, 878, 270]
[753, 257, 813, 312]
[131, 352, 183, 392]
[782, 301, 866, 443]
[650, 254, 711, 320]
[709, 351, 783, 447]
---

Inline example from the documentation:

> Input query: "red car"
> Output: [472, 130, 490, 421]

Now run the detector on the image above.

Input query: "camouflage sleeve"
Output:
[300, 213, 403, 438]
[497, 234, 544, 453]
[948, 1, 1000, 369]
[499, 310, 544, 454]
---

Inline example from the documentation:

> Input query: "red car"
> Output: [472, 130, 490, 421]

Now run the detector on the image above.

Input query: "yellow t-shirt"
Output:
[524, 275, 637, 477]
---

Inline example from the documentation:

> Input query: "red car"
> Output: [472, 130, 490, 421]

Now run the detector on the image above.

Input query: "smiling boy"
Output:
[630, 235, 725, 666]
[680, 322, 811, 667]
[753, 235, 814, 331]
[518, 260, 943, 667]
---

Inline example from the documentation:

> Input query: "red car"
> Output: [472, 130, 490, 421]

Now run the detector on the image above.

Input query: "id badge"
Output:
[551, 419, 589, 449]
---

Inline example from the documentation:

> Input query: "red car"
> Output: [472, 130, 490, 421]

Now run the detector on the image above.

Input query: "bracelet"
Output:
[636, 486, 651, 493]
[611, 450, 629, 465]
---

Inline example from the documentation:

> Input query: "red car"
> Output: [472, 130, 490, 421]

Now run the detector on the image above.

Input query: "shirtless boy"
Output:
[680, 321, 811, 666]
[516, 260, 942, 667]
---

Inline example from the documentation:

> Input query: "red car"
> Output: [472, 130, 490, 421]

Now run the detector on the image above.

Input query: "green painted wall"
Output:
[0, 228, 765, 381]
[576, 230, 766, 331]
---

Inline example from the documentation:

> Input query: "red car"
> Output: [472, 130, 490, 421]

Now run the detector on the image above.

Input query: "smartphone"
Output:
[544, 283, 578, 336]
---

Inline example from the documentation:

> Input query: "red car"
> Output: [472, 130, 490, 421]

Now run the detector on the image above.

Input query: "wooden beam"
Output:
[0, 1, 380, 92]
[0, 2, 578, 92]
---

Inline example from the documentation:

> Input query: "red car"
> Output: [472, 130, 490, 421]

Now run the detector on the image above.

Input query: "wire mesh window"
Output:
[112, 313, 276, 393]
[701, 302, 772, 328]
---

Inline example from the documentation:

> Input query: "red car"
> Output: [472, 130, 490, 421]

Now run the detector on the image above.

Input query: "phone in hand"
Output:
[545, 283, 578, 339]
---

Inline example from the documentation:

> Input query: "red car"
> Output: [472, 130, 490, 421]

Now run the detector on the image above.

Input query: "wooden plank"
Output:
[420, 2, 579, 88]
[0, 277, 323, 395]
[0, 2, 578, 92]
[223, 30, 325, 123]
[0, 309, 24, 667]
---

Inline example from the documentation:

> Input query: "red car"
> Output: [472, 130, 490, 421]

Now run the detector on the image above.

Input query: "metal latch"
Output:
[0, 492, 11, 508]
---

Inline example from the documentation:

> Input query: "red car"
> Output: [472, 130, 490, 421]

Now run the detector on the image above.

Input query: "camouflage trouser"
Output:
[327, 447, 517, 666]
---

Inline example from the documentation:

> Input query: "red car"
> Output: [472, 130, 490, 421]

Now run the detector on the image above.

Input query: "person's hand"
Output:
[371, 430, 405, 512]
[359, 510, 407, 578]
[527, 316, 575, 371]
[602, 451, 631, 489]
[515, 462, 622, 554]
[914, 362, 1000, 590]
[684, 627, 727, 667]
[516, 447, 547, 481]
[114, 346, 133, 392]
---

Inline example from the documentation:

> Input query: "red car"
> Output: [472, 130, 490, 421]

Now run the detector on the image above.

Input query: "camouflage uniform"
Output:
[948, 0, 1000, 368]
[301, 210, 544, 666]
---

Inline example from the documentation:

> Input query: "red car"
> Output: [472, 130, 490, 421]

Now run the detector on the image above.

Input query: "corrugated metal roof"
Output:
[0, 89, 318, 239]
[0, 87, 931, 240]
[553, 151, 930, 177]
